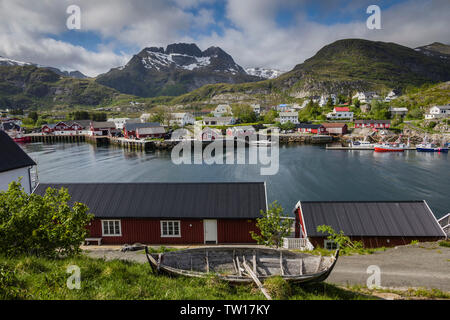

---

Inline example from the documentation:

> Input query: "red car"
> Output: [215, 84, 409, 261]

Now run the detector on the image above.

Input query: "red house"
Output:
[322, 123, 348, 135]
[296, 123, 326, 134]
[136, 126, 166, 139]
[124, 122, 161, 139]
[354, 120, 391, 129]
[34, 182, 268, 245]
[293, 201, 446, 248]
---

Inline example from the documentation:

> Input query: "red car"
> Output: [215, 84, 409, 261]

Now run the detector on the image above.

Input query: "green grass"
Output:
[300, 246, 387, 257]
[0, 254, 376, 300]
[439, 240, 450, 248]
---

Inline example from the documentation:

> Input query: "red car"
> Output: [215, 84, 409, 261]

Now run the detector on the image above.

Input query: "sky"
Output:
[0, 0, 449, 77]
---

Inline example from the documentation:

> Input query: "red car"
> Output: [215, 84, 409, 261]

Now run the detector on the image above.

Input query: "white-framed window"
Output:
[161, 220, 181, 237]
[102, 220, 121, 237]
[324, 240, 338, 250]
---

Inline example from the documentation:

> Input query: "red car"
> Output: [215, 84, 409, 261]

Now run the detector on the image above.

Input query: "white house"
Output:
[327, 107, 354, 120]
[389, 107, 408, 117]
[385, 90, 400, 102]
[108, 118, 140, 130]
[226, 126, 256, 138]
[251, 104, 261, 115]
[279, 112, 299, 124]
[0, 131, 36, 194]
[352, 92, 380, 104]
[203, 117, 236, 126]
[213, 104, 232, 117]
[425, 105, 450, 119]
[319, 94, 337, 107]
[169, 113, 195, 127]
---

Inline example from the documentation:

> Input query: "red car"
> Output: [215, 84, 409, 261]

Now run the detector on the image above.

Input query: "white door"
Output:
[204, 219, 218, 244]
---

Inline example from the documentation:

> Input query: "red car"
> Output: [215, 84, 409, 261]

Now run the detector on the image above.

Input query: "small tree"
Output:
[250, 201, 292, 248]
[316, 225, 363, 251]
[0, 181, 93, 258]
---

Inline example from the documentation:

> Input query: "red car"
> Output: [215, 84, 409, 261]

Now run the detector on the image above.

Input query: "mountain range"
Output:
[95, 43, 262, 97]
[0, 39, 449, 109]
[0, 56, 87, 79]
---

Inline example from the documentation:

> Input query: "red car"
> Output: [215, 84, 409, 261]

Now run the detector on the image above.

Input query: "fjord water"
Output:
[23, 143, 450, 218]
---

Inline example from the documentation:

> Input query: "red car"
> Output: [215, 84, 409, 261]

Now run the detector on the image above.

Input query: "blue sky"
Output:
[0, 0, 448, 76]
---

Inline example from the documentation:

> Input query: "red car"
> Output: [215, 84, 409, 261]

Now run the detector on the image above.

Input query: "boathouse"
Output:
[123, 122, 161, 139]
[0, 131, 36, 193]
[293, 201, 446, 248]
[296, 123, 326, 134]
[322, 123, 348, 135]
[354, 120, 391, 129]
[33, 182, 268, 245]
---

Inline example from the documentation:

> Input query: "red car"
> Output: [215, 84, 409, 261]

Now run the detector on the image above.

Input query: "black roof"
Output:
[34, 182, 268, 219]
[296, 123, 322, 129]
[298, 201, 445, 237]
[0, 131, 36, 173]
[124, 122, 161, 131]
[1, 122, 20, 131]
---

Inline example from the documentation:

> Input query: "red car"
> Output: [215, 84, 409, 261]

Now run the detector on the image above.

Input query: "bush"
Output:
[438, 240, 450, 248]
[0, 181, 93, 258]
[264, 276, 291, 300]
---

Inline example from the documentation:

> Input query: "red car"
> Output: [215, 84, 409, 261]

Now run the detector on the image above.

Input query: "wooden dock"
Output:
[326, 145, 417, 151]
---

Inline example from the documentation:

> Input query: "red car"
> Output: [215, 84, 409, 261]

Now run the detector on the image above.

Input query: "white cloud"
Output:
[0, 0, 448, 77]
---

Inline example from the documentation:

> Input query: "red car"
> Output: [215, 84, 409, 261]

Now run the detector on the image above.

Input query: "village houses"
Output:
[425, 105, 450, 119]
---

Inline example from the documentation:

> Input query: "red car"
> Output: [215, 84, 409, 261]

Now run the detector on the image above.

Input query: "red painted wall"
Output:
[218, 219, 258, 243]
[87, 218, 259, 245]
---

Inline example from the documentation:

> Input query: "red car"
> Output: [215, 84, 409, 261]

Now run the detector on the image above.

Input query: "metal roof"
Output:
[34, 182, 268, 219]
[298, 201, 445, 237]
[124, 122, 161, 131]
[0, 131, 36, 173]
[296, 123, 322, 129]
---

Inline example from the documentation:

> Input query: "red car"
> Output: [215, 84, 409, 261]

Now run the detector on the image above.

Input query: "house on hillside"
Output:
[319, 94, 337, 107]
[354, 120, 391, 129]
[425, 105, 450, 119]
[169, 113, 195, 127]
[326, 107, 353, 120]
[0, 131, 36, 193]
[108, 118, 140, 130]
[384, 90, 400, 102]
[33, 182, 268, 245]
[352, 92, 379, 104]
[293, 201, 446, 248]
[203, 117, 236, 126]
[279, 112, 299, 124]
[389, 107, 408, 117]
[213, 105, 232, 117]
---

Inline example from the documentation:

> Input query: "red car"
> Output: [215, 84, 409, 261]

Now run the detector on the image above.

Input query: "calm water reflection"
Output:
[23, 142, 450, 218]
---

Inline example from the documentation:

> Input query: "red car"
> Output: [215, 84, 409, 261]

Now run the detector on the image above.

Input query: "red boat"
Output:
[13, 136, 31, 143]
[374, 143, 406, 152]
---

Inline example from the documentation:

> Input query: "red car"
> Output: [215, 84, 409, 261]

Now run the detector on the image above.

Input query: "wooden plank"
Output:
[279, 251, 284, 276]
[253, 250, 257, 274]
[242, 257, 272, 300]
[299, 259, 303, 275]
[232, 250, 238, 274]
[206, 250, 210, 273]
[157, 253, 162, 272]
[235, 256, 242, 277]
[315, 256, 323, 273]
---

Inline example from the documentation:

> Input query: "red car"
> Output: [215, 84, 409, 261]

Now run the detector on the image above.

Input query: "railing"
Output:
[282, 237, 314, 250]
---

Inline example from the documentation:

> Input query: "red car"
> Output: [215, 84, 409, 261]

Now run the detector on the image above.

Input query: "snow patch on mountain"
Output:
[245, 67, 284, 79]
[0, 56, 32, 67]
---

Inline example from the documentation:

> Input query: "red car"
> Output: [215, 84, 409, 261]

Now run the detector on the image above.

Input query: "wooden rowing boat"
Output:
[144, 246, 339, 284]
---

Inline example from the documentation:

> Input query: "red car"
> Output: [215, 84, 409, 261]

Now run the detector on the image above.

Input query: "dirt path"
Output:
[83, 243, 450, 292]
[326, 243, 450, 291]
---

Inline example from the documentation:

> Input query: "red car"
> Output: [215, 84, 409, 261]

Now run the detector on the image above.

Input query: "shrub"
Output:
[438, 240, 450, 248]
[0, 181, 93, 258]
[264, 276, 291, 299]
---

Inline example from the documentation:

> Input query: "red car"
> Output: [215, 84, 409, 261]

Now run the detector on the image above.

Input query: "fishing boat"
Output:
[416, 143, 449, 153]
[8, 131, 31, 143]
[374, 136, 409, 152]
[350, 139, 375, 149]
[145, 246, 339, 285]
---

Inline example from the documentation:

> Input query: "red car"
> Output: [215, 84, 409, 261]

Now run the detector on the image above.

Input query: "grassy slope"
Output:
[392, 81, 450, 108]
[0, 65, 134, 110]
[0, 254, 374, 300]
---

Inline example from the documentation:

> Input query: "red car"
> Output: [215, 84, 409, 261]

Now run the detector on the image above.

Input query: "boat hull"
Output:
[374, 147, 404, 152]
[13, 136, 31, 143]
[145, 246, 339, 284]
[417, 147, 449, 153]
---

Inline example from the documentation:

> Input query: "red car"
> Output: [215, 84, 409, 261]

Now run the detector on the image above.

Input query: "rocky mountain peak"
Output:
[165, 43, 203, 57]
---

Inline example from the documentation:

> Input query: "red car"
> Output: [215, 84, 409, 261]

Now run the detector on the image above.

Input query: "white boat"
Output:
[249, 140, 273, 147]
[350, 140, 375, 149]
